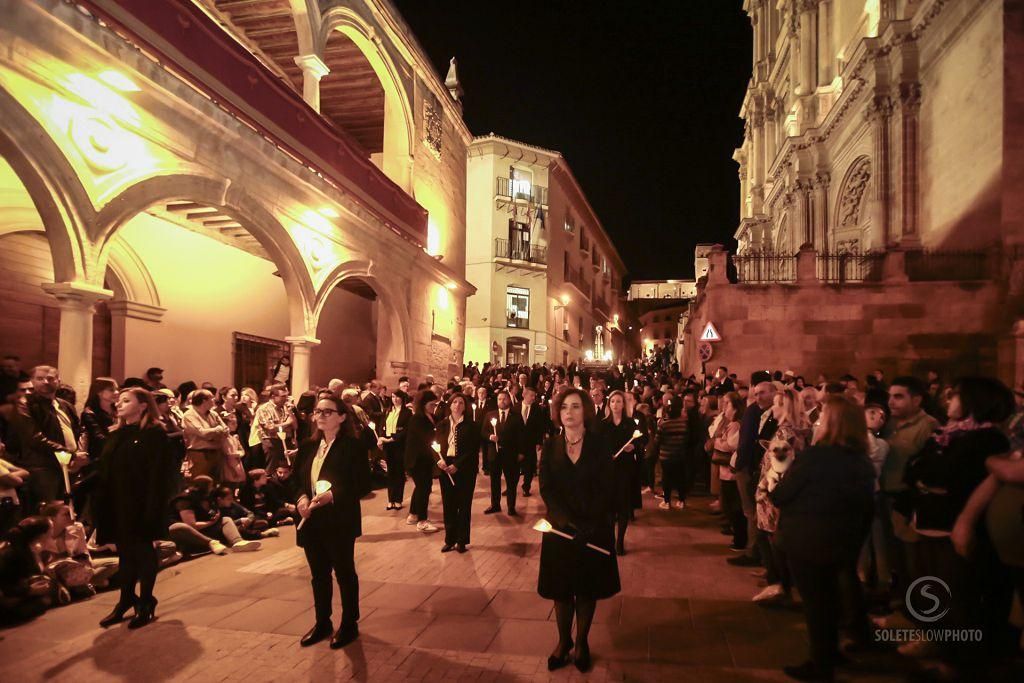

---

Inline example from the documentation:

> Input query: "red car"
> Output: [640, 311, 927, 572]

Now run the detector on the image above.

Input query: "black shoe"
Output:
[127, 597, 157, 630]
[782, 661, 834, 681]
[507, 509, 519, 517]
[574, 644, 592, 673]
[441, 544, 455, 553]
[456, 543, 467, 553]
[99, 600, 136, 628]
[547, 639, 574, 671]
[300, 622, 333, 647]
[483, 507, 501, 514]
[330, 623, 358, 649]
[727, 554, 761, 567]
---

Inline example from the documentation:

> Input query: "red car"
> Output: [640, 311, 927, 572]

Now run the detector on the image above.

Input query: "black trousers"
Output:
[383, 444, 406, 504]
[520, 448, 538, 492]
[488, 449, 519, 511]
[117, 539, 159, 606]
[720, 479, 747, 549]
[439, 468, 477, 545]
[660, 458, 687, 502]
[303, 533, 358, 627]
[789, 558, 866, 670]
[409, 459, 433, 520]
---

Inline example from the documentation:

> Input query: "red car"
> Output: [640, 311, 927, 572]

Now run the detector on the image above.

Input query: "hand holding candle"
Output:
[297, 480, 332, 530]
[432, 441, 455, 485]
[54, 450, 76, 518]
[533, 518, 611, 556]
[612, 430, 643, 460]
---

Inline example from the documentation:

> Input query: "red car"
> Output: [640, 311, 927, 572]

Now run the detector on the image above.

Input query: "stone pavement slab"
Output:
[0, 479, 910, 681]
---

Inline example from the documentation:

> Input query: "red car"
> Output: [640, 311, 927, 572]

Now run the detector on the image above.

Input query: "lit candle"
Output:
[54, 450, 76, 518]
[297, 480, 332, 530]
[432, 441, 454, 484]
[532, 518, 611, 556]
[612, 431, 643, 460]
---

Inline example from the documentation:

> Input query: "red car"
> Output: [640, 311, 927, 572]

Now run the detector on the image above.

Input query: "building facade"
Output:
[0, 0, 474, 402]
[681, 0, 1024, 384]
[465, 135, 628, 367]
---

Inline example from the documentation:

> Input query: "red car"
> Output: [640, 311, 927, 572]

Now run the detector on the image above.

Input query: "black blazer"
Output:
[518, 402, 548, 453]
[468, 398, 495, 428]
[435, 417, 481, 473]
[295, 434, 371, 546]
[403, 412, 437, 471]
[539, 433, 615, 538]
[10, 394, 81, 472]
[481, 409, 523, 459]
[770, 444, 875, 565]
[383, 406, 411, 447]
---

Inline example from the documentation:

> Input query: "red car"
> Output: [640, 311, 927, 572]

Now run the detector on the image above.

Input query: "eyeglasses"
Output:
[312, 408, 338, 417]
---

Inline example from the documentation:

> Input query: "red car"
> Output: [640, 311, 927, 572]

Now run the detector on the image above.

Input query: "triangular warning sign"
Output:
[700, 321, 722, 342]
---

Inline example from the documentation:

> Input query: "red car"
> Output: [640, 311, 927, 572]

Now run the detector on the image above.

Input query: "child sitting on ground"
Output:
[213, 486, 278, 540]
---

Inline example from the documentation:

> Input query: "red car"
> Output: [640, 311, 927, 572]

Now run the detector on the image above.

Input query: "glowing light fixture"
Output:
[585, 350, 594, 361]
[98, 70, 141, 92]
[445, 281, 457, 291]
[602, 350, 613, 362]
[559, 294, 570, 306]
[317, 207, 340, 219]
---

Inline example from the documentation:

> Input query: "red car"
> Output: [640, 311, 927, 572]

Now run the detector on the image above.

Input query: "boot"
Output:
[99, 599, 136, 628]
[128, 597, 158, 629]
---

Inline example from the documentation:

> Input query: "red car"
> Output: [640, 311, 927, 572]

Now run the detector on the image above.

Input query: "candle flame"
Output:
[431, 441, 441, 453]
[368, 422, 376, 431]
[54, 450, 73, 467]
[490, 418, 497, 426]
[314, 480, 332, 495]
[533, 519, 553, 533]
[632, 430, 642, 439]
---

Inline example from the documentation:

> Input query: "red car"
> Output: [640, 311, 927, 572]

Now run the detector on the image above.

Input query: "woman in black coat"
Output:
[378, 390, 411, 510]
[435, 393, 480, 553]
[599, 390, 639, 555]
[770, 396, 875, 682]
[294, 395, 371, 649]
[95, 388, 175, 630]
[403, 390, 439, 533]
[539, 387, 619, 673]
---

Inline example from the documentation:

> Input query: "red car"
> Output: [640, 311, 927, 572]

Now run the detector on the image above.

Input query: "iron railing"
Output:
[565, 266, 591, 299]
[732, 253, 796, 283]
[495, 177, 548, 205]
[905, 250, 989, 281]
[816, 250, 884, 283]
[494, 238, 547, 264]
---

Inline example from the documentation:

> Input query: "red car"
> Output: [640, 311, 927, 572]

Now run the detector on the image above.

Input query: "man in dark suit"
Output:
[481, 390, 523, 516]
[518, 386, 547, 497]
[728, 376, 777, 566]
[9, 365, 87, 508]
[358, 380, 385, 428]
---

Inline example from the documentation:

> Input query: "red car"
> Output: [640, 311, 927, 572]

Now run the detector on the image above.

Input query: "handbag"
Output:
[711, 449, 733, 467]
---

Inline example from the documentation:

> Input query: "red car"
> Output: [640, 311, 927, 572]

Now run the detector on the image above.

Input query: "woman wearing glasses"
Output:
[294, 395, 371, 650]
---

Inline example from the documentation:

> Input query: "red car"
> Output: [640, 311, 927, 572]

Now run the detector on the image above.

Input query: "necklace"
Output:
[566, 433, 583, 446]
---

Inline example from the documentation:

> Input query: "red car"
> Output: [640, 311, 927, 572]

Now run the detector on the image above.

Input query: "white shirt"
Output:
[310, 438, 332, 495]
[522, 404, 531, 422]
[53, 400, 77, 451]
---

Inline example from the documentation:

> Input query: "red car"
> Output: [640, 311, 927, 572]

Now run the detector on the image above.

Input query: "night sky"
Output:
[393, 1, 752, 281]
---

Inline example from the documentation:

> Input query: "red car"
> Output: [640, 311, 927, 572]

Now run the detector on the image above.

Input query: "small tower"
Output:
[445, 57, 464, 103]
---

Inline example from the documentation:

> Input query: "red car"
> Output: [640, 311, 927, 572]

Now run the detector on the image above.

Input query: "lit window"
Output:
[506, 286, 530, 329]
[510, 168, 533, 201]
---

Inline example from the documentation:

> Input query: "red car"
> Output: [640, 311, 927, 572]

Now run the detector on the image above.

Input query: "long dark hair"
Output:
[412, 390, 438, 416]
[85, 377, 118, 415]
[549, 387, 596, 428]
[116, 387, 163, 430]
[311, 394, 357, 441]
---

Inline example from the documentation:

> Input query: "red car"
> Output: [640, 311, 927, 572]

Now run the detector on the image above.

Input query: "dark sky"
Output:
[392, 0, 752, 281]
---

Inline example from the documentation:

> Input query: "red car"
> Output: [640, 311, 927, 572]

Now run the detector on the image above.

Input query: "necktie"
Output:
[500, 410, 506, 424]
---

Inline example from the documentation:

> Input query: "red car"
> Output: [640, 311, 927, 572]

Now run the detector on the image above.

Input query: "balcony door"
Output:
[506, 336, 529, 366]
[508, 220, 530, 261]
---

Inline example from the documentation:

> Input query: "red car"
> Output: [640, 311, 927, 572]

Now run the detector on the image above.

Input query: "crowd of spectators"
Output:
[1, 351, 1023, 681]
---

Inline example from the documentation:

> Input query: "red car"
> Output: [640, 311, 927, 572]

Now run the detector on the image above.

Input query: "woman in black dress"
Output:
[435, 393, 480, 553]
[95, 387, 175, 629]
[539, 387, 619, 673]
[404, 390, 440, 533]
[295, 396, 371, 649]
[378, 390, 411, 510]
[600, 390, 639, 555]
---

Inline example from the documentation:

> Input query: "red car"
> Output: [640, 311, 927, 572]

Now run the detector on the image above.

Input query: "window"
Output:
[510, 167, 532, 200]
[508, 220, 530, 260]
[564, 215, 575, 233]
[506, 286, 530, 329]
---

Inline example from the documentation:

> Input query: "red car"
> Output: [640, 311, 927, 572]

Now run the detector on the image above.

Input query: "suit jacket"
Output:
[469, 399, 495, 430]
[295, 434, 371, 546]
[518, 402, 547, 453]
[10, 394, 81, 472]
[481, 408, 522, 460]
[383, 405, 411, 449]
[403, 412, 437, 471]
[359, 392, 385, 427]
[435, 416, 481, 473]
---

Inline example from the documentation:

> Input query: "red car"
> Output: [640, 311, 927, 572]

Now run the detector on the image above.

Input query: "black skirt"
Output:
[537, 524, 620, 601]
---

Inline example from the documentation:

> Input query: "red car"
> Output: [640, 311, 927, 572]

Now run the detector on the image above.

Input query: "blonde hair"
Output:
[775, 387, 810, 431]
[116, 387, 162, 430]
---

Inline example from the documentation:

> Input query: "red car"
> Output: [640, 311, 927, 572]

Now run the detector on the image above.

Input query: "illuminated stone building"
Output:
[0, 0, 474, 402]
[681, 0, 1024, 384]
[465, 135, 628, 367]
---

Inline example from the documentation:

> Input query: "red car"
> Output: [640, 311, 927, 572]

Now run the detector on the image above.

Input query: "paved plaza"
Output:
[0, 483, 907, 682]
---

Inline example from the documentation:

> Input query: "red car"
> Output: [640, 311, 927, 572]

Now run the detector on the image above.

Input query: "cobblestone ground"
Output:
[0, 481, 909, 682]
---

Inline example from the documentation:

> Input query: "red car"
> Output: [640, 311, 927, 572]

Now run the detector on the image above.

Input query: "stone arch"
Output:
[0, 87, 94, 283]
[92, 173, 316, 335]
[320, 6, 415, 191]
[313, 258, 411, 375]
[774, 215, 790, 254]
[833, 155, 872, 251]
[105, 236, 160, 307]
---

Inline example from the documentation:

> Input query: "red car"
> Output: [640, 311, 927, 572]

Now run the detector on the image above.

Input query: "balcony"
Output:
[494, 238, 547, 266]
[495, 177, 549, 205]
[565, 266, 591, 300]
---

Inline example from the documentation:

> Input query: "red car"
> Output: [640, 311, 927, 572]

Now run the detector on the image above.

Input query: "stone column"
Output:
[893, 82, 922, 245]
[797, 0, 818, 96]
[293, 54, 330, 113]
[812, 171, 830, 249]
[285, 335, 321, 395]
[763, 97, 778, 168]
[41, 282, 113, 410]
[865, 95, 893, 249]
[817, 0, 833, 86]
[788, 3, 801, 98]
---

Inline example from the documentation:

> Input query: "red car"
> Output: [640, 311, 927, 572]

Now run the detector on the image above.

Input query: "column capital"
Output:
[285, 335, 321, 348]
[41, 281, 113, 308]
[107, 299, 167, 322]
[293, 54, 330, 80]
